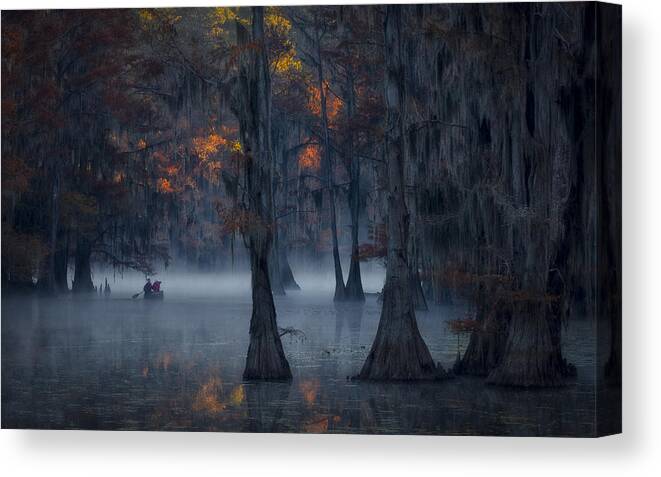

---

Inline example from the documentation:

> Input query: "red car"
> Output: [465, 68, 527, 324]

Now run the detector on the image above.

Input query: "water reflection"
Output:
[333, 302, 363, 348]
[245, 382, 290, 433]
[1, 294, 619, 435]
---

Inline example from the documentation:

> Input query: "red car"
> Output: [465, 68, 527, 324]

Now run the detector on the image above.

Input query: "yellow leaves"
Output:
[266, 9, 302, 76]
[265, 9, 292, 35]
[298, 143, 321, 171]
[212, 7, 241, 25]
[193, 133, 226, 160]
[138, 9, 155, 23]
[139, 9, 182, 30]
[209, 7, 248, 38]
[192, 130, 242, 161]
[272, 48, 302, 74]
[229, 139, 243, 153]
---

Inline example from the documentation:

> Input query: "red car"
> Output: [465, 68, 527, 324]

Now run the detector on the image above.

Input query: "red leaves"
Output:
[217, 205, 263, 236]
[357, 222, 387, 261]
[1, 157, 32, 194]
[447, 317, 481, 335]
[356, 243, 386, 261]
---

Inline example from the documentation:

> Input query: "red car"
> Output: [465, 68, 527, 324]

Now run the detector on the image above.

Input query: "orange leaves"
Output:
[192, 130, 242, 161]
[192, 132, 228, 161]
[191, 130, 242, 185]
[191, 376, 245, 416]
[326, 94, 344, 125]
[307, 82, 343, 126]
[157, 178, 175, 194]
[304, 416, 329, 433]
[298, 143, 321, 171]
[192, 376, 226, 415]
[164, 165, 179, 177]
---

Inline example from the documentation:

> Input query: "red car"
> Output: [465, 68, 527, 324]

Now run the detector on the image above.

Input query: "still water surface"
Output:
[1, 276, 617, 436]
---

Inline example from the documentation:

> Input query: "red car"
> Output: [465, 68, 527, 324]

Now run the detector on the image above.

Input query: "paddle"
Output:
[132, 290, 144, 299]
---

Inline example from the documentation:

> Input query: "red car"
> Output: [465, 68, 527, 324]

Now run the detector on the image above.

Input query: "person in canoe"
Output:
[143, 278, 153, 296]
[140, 277, 164, 300]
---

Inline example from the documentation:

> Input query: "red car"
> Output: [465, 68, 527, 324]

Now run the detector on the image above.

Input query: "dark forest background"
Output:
[1, 3, 621, 388]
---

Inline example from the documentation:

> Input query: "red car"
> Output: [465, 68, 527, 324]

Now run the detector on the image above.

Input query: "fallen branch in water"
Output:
[278, 326, 306, 341]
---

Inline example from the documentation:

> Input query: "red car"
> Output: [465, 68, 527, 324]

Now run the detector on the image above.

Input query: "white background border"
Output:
[1, 1, 659, 475]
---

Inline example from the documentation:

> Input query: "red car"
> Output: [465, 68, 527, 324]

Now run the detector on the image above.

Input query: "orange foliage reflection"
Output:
[299, 379, 320, 406]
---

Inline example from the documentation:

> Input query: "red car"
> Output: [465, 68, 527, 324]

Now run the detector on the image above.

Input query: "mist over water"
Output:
[1, 261, 619, 435]
[92, 261, 387, 300]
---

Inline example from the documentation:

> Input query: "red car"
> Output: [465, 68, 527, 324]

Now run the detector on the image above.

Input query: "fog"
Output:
[90, 261, 388, 300]
[2, 275, 616, 435]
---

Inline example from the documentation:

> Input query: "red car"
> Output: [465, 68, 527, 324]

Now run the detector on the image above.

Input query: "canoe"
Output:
[144, 291, 164, 300]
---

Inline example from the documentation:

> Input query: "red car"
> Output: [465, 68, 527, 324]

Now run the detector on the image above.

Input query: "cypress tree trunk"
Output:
[269, 233, 286, 296]
[456, 305, 510, 376]
[487, 221, 563, 386]
[276, 132, 300, 291]
[269, 125, 286, 296]
[234, 7, 291, 381]
[486, 302, 563, 387]
[280, 246, 300, 290]
[358, 5, 444, 381]
[37, 168, 60, 294]
[485, 4, 572, 387]
[344, 74, 365, 302]
[54, 228, 69, 292]
[315, 33, 346, 302]
[72, 236, 95, 293]
[409, 251, 428, 311]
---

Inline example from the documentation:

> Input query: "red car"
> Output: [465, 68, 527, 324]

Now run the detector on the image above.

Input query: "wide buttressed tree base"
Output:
[486, 302, 564, 388]
[358, 281, 446, 381]
[243, 251, 292, 381]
